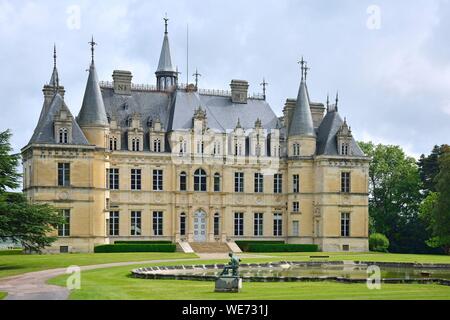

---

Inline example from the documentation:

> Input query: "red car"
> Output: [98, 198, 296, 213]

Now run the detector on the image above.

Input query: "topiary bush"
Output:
[246, 244, 319, 253]
[94, 244, 176, 253]
[369, 233, 390, 252]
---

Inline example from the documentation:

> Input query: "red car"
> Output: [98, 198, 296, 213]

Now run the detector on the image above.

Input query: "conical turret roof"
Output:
[156, 27, 175, 73]
[289, 79, 315, 137]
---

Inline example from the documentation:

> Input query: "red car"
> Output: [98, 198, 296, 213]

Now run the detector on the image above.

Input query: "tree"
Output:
[418, 144, 449, 194]
[0, 129, 63, 253]
[421, 149, 450, 254]
[359, 142, 433, 253]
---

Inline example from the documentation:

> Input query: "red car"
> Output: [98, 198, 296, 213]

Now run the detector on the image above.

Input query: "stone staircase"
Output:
[189, 242, 231, 253]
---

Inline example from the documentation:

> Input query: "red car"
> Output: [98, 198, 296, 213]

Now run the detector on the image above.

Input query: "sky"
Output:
[0, 0, 449, 159]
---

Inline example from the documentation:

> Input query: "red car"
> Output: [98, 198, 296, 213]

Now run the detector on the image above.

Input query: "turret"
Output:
[155, 15, 177, 91]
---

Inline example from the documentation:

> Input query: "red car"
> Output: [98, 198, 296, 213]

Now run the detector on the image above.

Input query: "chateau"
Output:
[22, 19, 370, 253]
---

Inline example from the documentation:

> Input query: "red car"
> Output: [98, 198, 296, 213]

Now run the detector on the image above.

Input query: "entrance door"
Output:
[193, 211, 207, 242]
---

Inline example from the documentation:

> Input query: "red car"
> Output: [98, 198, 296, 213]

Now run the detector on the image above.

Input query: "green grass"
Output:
[0, 292, 7, 300]
[0, 252, 197, 279]
[48, 258, 450, 300]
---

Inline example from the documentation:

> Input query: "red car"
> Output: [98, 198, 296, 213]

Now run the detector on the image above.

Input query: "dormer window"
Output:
[153, 139, 161, 153]
[341, 143, 349, 155]
[59, 128, 68, 144]
[131, 138, 140, 152]
[109, 137, 118, 151]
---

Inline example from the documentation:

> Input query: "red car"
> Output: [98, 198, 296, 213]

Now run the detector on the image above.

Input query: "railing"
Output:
[99, 81, 265, 100]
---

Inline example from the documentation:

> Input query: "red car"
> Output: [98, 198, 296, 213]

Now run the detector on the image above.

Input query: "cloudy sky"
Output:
[0, 0, 449, 159]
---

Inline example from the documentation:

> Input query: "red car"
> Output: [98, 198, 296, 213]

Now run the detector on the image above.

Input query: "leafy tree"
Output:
[418, 144, 449, 194]
[0, 129, 63, 253]
[359, 142, 433, 253]
[369, 233, 390, 252]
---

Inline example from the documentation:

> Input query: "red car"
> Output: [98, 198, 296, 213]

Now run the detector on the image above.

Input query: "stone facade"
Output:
[22, 20, 370, 253]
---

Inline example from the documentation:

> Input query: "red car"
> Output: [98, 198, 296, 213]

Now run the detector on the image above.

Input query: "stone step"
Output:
[189, 242, 231, 253]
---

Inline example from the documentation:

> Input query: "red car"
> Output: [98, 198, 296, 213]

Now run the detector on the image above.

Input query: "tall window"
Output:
[197, 141, 204, 154]
[131, 169, 142, 190]
[107, 168, 119, 190]
[153, 170, 163, 191]
[109, 137, 118, 151]
[293, 174, 300, 193]
[153, 211, 163, 236]
[341, 143, 349, 155]
[273, 213, 283, 236]
[235, 172, 244, 193]
[154, 139, 161, 153]
[214, 213, 220, 236]
[293, 143, 300, 156]
[213, 142, 221, 156]
[194, 169, 207, 192]
[131, 211, 141, 236]
[59, 128, 68, 144]
[214, 173, 221, 192]
[234, 213, 244, 236]
[58, 163, 70, 187]
[180, 172, 187, 191]
[180, 213, 186, 236]
[341, 172, 351, 193]
[254, 173, 264, 193]
[274, 174, 283, 194]
[58, 209, 70, 237]
[109, 211, 119, 236]
[341, 212, 350, 237]
[254, 213, 263, 236]
[132, 138, 140, 152]
[292, 221, 300, 236]
[293, 201, 300, 213]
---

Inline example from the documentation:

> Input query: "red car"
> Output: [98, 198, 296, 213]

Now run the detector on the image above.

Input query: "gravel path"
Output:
[0, 253, 267, 300]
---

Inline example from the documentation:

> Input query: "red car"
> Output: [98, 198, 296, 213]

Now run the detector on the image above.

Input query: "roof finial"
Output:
[335, 91, 339, 112]
[326, 93, 330, 110]
[164, 13, 169, 34]
[89, 36, 97, 65]
[260, 78, 268, 100]
[298, 56, 306, 81]
[304, 62, 310, 81]
[53, 44, 57, 69]
[193, 68, 201, 89]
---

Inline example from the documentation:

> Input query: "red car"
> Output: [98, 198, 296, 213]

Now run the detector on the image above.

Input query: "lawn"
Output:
[0, 252, 197, 279]
[0, 292, 7, 300]
[48, 257, 450, 300]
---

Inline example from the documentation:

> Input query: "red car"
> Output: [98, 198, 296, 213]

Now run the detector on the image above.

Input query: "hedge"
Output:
[114, 241, 172, 245]
[235, 241, 285, 252]
[369, 233, 390, 252]
[94, 244, 176, 253]
[245, 244, 319, 253]
[0, 249, 23, 255]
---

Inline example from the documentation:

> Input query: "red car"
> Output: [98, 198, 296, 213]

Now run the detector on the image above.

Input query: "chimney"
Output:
[230, 80, 249, 104]
[42, 85, 65, 109]
[282, 99, 296, 130]
[112, 70, 133, 95]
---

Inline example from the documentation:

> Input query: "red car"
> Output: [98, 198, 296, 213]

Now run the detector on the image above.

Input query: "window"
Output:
[59, 128, 68, 144]
[107, 168, 119, 190]
[180, 213, 186, 236]
[274, 174, 283, 194]
[341, 172, 351, 193]
[254, 213, 263, 236]
[273, 213, 283, 236]
[194, 169, 207, 192]
[153, 139, 162, 153]
[293, 143, 300, 156]
[109, 137, 118, 151]
[235, 172, 244, 193]
[341, 212, 350, 237]
[58, 209, 70, 237]
[109, 211, 119, 236]
[213, 142, 221, 156]
[131, 138, 140, 152]
[131, 169, 141, 190]
[214, 213, 220, 236]
[292, 221, 300, 236]
[58, 163, 70, 187]
[293, 174, 300, 193]
[130, 211, 141, 236]
[254, 173, 264, 193]
[197, 141, 204, 154]
[180, 172, 187, 191]
[234, 213, 244, 236]
[214, 173, 221, 192]
[341, 143, 349, 155]
[153, 170, 163, 191]
[153, 211, 163, 236]
[293, 201, 300, 213]
[179, 140, 187, 156]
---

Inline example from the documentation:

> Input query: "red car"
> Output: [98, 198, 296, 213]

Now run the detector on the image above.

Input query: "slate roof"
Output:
[316, 109, 365, 156]
[289, 80, 315, 137]
[28, 93, 89, 146]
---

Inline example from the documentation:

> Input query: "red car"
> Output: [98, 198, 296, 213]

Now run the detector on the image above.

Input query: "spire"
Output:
[335, 91, 339, 112]
[193, 68, 201, 88]
[89, 36, 97, 65]
[289, 58, 315, 137]
[156, 15, 175, 73]
[77, 38, 108, 127]
[49, 44, 60, 88]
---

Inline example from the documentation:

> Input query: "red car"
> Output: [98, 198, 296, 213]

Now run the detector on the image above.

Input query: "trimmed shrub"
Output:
[94, 244, 176, 253]
[0, 249, 23, 255]
[114, 241, 172, 245]
[246, 244, 319, 253]
[235, 241, 285, 252]
[369, 233, 390, 252]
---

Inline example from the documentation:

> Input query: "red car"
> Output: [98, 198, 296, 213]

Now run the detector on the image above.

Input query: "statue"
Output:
[220, 252, 241, 277]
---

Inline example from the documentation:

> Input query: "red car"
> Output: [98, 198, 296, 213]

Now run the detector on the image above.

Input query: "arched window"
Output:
[194, 169, 207, 192]
[180, 213, 186, 236]
[214, 173, 221, 192]
[59, 128, 68, 144]
[214, 213, 220, 236]
[179, 172, 187, 191]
